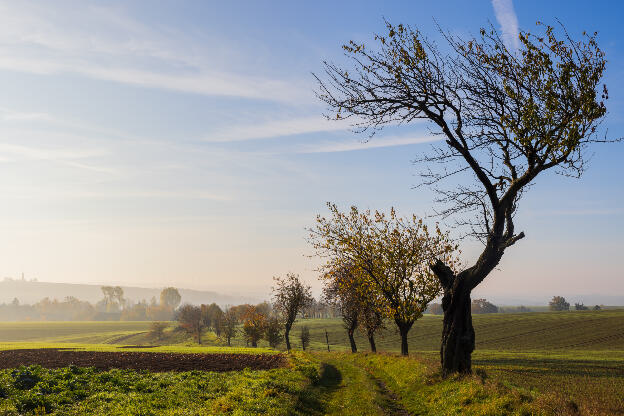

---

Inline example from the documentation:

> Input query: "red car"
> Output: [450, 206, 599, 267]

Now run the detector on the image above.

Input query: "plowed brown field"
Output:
[0, 348, 286, 372]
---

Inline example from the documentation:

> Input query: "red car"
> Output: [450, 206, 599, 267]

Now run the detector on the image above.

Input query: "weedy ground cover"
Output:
[0, 352, 578, 416]
[0, 358, 315, 415]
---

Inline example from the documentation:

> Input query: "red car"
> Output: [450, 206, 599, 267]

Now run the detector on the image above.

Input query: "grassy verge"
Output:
[318, 352, 548, 416]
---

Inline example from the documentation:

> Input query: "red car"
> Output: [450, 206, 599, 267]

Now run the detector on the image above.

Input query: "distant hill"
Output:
[0, 279, 262, 307]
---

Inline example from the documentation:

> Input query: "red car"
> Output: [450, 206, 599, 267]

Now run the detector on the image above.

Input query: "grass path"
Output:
[300, 352, 588, 416]
[312, 354, 411, 416]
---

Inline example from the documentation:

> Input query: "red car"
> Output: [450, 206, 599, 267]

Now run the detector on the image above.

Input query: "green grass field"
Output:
[0, 310, 622, 415]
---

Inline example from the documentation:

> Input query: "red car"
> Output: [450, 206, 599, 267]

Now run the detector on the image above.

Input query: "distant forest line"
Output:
[0, 282, 613, 321]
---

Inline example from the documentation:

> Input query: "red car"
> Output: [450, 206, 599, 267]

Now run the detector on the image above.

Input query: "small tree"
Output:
[149, 321, 168, 341]
[574, 303, 589, 311]
[359, 304, 385, 353]
[593, 305, 602, 311]
[160, 287, 182, 309]
[549, 296, 570, 311]
[146, 304, 174, 321]
[201, 303, 224, 336]
[177, 304, 205, 344]
[255, 302, 272, 317]
[471, 299, 499, 314]
[264, 316, 283, 349]
[113, 286, 125, 310]
[222, 308, 239, 346]
[427, 303, 444, 315]
[300, 326, 311, 351]
[322, 264, 362, 353]
[242, 306, 266, 347]
[272, 273, 313, 351]
[101, 286, 124, 313]
[311, 205, 458, 356]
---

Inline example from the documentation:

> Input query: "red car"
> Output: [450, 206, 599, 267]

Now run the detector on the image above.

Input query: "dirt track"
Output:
[0, 348, 286, 372]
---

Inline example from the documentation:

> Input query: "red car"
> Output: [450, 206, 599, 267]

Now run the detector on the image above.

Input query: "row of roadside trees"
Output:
[175, 277, 315, 351]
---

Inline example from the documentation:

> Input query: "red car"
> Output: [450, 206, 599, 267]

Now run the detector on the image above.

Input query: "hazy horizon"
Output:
[2, 278, 623, 308]
[0, 0, 622, 299]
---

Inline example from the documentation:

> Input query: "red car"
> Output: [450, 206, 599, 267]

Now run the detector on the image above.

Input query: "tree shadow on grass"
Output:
[293, 363, 343, 416]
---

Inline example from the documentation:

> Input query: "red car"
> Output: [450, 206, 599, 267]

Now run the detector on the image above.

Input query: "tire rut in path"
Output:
[365, 370, 412, 416]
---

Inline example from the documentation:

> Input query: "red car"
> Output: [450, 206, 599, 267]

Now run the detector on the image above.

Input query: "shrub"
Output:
[149, 321, 168, 340]
[471, 299, 498, 314]
[300, 326, 311, 351]
[264, 316, 283, 349]
[549, 296, 570, 311]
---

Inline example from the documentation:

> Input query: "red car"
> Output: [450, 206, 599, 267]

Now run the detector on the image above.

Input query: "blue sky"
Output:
[0, 0, 622, 302]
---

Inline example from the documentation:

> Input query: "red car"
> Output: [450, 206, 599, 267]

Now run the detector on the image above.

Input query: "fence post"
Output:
[325, 330, 330, 352]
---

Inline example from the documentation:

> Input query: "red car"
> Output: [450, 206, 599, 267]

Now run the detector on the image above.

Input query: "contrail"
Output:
[491, 0, 521, 50]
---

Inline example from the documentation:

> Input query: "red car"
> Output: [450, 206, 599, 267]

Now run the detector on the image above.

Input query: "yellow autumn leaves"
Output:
[309, 203, 460, 327]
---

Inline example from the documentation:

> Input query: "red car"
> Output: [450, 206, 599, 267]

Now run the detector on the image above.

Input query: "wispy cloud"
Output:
[296, 135, 440, 153]
[0, 142, 115, 174]
[0, 143, 105, 162]
[51, 189, 231, 201]
[0, 110, 54, 122]
[0, 2, 308, 102]
[205, 116, 351, 142]
[491, 0, 520, 50]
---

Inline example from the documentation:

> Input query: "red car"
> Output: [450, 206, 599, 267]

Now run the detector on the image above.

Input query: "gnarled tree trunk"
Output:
[432, 261, 484, 375]
[440, 279, 474, 375]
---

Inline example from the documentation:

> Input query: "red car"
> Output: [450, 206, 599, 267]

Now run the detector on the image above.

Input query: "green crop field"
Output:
[287, 309, 624, 353]
[0, 310, 622, 415]
[0, 321, 154, 344]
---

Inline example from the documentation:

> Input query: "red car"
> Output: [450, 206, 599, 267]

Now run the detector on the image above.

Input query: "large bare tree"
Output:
[315, 22, 614, 374]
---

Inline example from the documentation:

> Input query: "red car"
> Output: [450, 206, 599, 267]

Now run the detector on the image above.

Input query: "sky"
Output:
[0, 0, 622, 303]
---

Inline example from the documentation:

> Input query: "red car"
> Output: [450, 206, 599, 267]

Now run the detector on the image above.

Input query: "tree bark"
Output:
[348, 328, 357, 353]
[285, 324, 292, 351]
[197, 328, 202, 345]
[432, 261, 476, 376]
[368, 334, 376, 353]
[396, 322, 412, 356]
[251, 339, 257, 347]
[440, 284, 474, 375]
